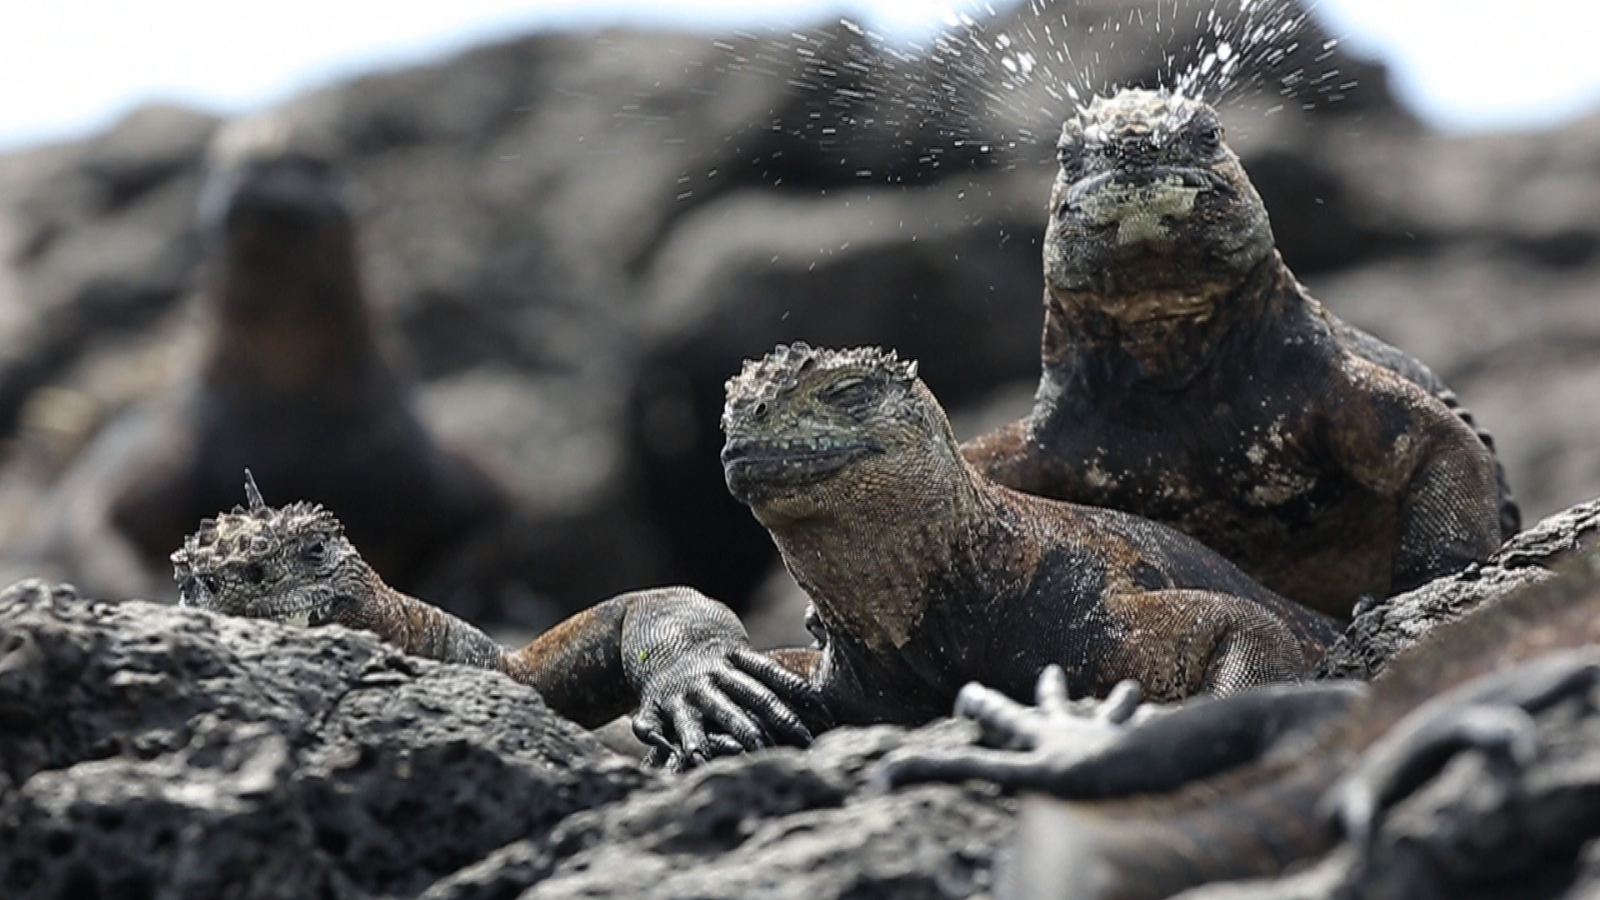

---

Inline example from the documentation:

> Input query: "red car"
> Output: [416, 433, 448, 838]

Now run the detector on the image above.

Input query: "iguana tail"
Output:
[1005, 760, 1341, 900]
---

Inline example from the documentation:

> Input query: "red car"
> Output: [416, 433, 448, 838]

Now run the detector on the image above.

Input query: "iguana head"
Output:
[720, 342, 961, 525]
[1044, 88, 1275, 316]
[172, 471, 365, 627]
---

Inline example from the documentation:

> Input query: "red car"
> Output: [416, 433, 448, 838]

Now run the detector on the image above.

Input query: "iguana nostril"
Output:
[754, 401, 769, 419]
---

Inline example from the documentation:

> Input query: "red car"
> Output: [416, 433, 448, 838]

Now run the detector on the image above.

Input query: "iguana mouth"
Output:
[244, 591, 342, 628]
[1061, 167, 1223, 248]
[722, 440, 878, 500]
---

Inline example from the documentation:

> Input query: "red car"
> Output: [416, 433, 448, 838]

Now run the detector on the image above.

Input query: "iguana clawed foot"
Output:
[870, 666, 1147, 792]
[876, 669, 1369, 799]
[632, 644, 829, 773]
[1321, 648, 1600, 846]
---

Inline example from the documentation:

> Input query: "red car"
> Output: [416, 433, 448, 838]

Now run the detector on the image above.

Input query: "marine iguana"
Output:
[711, 342, 1336, 735]
[961, 88, 1516, 618]
[17, 115, 507, 600]
[180, 343, 1336, 767]
[874, 530, 1600, 900]
[173, 471, 823, 767]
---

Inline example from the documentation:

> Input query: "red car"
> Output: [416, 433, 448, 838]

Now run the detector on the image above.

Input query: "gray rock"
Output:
[0, 575, 1018, 900]
[0, 579, 644, 899]
[425, 721, 1011, 900]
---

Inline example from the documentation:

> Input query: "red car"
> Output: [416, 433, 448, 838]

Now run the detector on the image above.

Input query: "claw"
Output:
[632, 706, 676, 754]
[668, 695, 709, 762]
[1036, 665, 1071, 709]
[1100, 680, 1143, 724]
[695, 681, 769, 752]
[956, 682, 1044, 751]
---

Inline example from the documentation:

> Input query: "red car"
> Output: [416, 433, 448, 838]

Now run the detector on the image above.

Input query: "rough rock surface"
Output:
[0, 580, 644, 899]
[423, 724, 1010, 900]
[1317, 498, 1600, 679]
[0, 578, 1008, 900]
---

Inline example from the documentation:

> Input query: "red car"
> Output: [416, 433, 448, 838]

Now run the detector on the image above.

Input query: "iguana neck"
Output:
[761, 450, 1001, 653]
[330, 564, 506, 670]
[1040, 253, 1288, 393]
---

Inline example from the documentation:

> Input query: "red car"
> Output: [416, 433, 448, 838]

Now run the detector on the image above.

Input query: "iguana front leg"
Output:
[321, 582, 828, 750]
[1109, 588, 1319, 697]
[875, 666, 1364, 796]
[605, 590, 827, 768]
[1323, 359, 1502, 594]
[332, 580, 824, 748]
[872, 666, 1146, 791]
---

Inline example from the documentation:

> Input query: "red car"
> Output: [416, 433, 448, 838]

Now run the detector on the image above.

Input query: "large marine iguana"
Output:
[712, 342, 1335, 730]
[961, 88, 1517, 617]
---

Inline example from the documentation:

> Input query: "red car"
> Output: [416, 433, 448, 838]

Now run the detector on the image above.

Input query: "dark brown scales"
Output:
[721, 342, 1339, 726]
[961, 89, 1515, 618]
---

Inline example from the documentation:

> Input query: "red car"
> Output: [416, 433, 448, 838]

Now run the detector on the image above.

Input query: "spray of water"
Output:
[698, 0, 1354, 182]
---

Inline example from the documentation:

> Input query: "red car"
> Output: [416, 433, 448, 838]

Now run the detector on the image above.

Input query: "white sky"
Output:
[3, 0, 1599, 151]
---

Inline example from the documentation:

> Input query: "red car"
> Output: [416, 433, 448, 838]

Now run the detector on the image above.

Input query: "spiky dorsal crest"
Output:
[1075, 88, 1198, 144]
[724, 342, 920, 408]
[171, 473, 345, 578]
[244, 468, 265, 512]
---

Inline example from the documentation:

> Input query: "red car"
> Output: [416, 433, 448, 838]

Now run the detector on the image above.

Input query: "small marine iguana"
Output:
[711, 342, 1336, 736]
[875, 536, 1600, 900]
[962, 88, 1516, 618]
[174, 471, 824, 769]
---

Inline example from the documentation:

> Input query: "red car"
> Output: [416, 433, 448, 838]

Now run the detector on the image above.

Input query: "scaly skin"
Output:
[961, 89, 1516, 618]
[175, 473, 823, 764]
[715, 342, 1337, 733]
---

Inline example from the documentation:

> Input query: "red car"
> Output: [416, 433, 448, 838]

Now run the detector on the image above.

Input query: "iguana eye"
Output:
[302, 538, 327, 566]
[821, 377, 871, 405]
[200, 575, 222, 596]
[243, 564, 265, 585]
[1190, 122, 1223, 157]
[1056, 141, 1083, 173]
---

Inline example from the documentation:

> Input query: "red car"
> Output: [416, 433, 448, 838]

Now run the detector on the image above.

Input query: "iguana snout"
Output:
[1045, 88, 1274, 299]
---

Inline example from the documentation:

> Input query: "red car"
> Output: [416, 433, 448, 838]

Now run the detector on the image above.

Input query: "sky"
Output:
[3, 0, 1599, 152]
